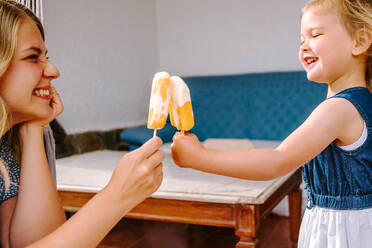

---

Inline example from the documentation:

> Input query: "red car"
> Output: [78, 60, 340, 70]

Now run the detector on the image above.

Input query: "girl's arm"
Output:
[172, 97, 364, 180]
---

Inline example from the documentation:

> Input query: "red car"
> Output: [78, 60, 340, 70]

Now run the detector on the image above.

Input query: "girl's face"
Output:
[299, 7, 355, 84]
[0, 18, 60, 126]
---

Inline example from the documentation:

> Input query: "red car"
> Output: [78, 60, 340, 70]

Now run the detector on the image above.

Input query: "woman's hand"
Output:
[18, 86, 63, 138]
[171, 132, 204, 168]
[105, 136, 164, 213]
[37, 85, 64, 127]
[48, 86, 64, 122]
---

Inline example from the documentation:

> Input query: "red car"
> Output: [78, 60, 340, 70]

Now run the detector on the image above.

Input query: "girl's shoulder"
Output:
[318, 86, 371, 119]
[326, 86, 372, 124]
[316, 96, 366, 146]
[314, 96, 357, 122]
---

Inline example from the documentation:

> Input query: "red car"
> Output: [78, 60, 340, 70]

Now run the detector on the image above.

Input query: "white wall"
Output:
[156, 0, 307, 76]
[43, 0, 159, 134]
[44, 0, 308, 134]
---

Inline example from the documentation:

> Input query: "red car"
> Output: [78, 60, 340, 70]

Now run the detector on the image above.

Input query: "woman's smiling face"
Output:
[0, 17, 60, 126]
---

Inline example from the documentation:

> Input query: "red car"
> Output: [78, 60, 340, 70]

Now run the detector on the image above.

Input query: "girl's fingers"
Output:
[172, 132, 183, 142]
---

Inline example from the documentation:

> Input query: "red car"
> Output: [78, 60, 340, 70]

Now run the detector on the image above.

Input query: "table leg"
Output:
[236, 236, 259, 248]
[288, 186, 302, 248]
[234, 205, 260, 248]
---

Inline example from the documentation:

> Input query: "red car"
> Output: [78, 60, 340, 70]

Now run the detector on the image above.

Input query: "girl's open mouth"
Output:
[304, 56, 318, 65]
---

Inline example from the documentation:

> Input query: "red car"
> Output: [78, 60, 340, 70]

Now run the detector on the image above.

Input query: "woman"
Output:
[0, 1, 164, 247]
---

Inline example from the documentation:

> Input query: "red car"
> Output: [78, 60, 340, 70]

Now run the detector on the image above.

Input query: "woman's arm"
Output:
[9, 124, 66, 248]
[8, 86, 65, 247]
[8, 129, 163, 248]
[0, 197, 17, 248]
[172, 97, 364, 180]
[27, 137, 164, 248]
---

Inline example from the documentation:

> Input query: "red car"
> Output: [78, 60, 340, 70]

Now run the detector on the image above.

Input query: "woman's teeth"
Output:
[33, 89, 50, 97]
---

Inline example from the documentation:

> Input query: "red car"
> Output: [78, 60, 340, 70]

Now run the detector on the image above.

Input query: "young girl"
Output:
[0, 1, 164, 247]
[171, 0, 372, 247]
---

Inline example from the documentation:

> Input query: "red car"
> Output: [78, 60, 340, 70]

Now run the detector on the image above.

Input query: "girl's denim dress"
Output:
[298, 87, 372, 248]
[301, 87, 372, 210]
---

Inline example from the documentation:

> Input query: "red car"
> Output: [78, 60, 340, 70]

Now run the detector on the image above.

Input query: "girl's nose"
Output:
[300, 40, 310, 52]
[43, 60, 60, 79]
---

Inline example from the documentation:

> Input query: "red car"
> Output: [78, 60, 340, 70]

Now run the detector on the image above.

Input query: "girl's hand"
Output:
[171, 132, 204, 168]
[106, 137, 164, 212]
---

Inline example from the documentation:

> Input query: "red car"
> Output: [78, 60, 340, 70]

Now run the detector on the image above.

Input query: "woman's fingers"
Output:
[145, 150, 165, 169]
[50, 86, 64, 117]
[134, 136, 163, 159]
[153, 162, 163, 187]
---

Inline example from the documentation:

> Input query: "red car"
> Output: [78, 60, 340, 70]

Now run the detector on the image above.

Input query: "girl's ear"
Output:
[352, 29, 372, 56]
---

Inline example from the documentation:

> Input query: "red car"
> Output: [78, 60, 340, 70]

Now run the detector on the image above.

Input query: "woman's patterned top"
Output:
[0, 133, 20, 204]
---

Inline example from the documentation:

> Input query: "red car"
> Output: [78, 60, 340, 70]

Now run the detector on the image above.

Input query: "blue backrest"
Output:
[184, 71, 327, 141]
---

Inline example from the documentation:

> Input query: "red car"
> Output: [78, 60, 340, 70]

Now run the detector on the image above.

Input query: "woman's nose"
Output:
[43, 60, 60, 79]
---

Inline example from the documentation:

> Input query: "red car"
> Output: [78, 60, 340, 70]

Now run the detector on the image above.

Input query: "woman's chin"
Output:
[29, 108, 54, 123]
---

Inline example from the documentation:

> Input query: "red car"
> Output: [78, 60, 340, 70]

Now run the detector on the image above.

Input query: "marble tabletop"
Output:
[56, 140, 296, 205]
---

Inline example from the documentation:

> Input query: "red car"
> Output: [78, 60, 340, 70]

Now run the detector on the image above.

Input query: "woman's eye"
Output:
[25, 54, 50, 63]
[26, 54, 39, 61]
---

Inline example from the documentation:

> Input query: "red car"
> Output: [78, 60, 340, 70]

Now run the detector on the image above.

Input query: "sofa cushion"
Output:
[186, 71, 327, 141]
[120, 122, 177, 150]
[120, 71, 327, 147]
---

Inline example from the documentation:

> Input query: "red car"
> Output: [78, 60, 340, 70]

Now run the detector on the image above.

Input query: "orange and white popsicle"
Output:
[169, 76, 194, 132]
[147, 72, 171, 136]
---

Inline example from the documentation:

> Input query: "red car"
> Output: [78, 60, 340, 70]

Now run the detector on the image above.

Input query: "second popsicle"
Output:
[169, 76, 194, 132]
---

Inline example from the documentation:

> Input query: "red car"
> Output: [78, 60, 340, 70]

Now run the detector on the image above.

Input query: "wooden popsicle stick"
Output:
[153, 129, 157, 137]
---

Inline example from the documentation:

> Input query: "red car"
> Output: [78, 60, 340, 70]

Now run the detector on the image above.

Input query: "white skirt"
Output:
[298, 206, 372, 248]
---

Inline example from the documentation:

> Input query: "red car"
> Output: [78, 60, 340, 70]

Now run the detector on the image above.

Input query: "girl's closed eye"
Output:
[311, 32, 323, 38]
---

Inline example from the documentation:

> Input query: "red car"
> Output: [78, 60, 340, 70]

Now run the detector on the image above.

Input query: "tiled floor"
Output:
[98, 214, 293, 248]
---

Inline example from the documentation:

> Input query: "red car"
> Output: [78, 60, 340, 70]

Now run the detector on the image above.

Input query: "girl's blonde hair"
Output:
[0, 0, 44, 191]
[302, 0, 372, 90]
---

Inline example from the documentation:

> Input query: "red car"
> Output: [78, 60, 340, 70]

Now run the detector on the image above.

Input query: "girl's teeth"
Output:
[306, 57, 318, 64]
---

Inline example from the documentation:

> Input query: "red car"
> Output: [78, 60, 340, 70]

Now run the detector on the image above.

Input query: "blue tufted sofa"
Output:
[120, 71, 327, 149]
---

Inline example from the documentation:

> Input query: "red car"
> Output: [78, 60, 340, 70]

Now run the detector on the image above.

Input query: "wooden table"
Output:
[57, 148, 302, 248]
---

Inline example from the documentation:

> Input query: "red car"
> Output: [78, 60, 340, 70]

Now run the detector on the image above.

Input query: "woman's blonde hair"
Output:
[0, 0, 44, 191]
[302, 0, 372, 90]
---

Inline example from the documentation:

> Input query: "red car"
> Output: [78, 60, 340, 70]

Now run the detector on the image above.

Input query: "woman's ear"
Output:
[352, 29, 372, 56]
